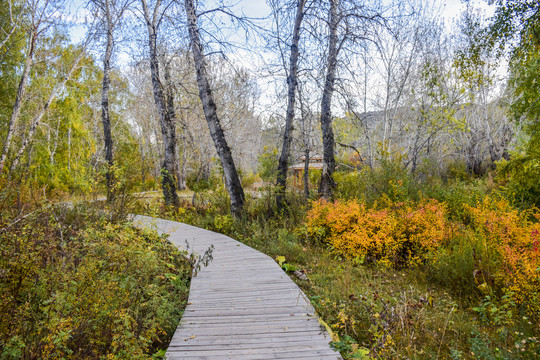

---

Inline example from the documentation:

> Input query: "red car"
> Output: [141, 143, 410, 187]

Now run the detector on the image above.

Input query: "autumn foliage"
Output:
[303, 197, 449, 268]
[463, 197, 540, 325]
[303, 195, 540, 331]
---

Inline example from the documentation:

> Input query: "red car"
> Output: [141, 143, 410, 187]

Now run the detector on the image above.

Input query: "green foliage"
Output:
[488, 0, 540, 207]
[273, 255, 297, 272]
[28, 95, 95, 192]
[240, 171, 258, 189]
[0, 203, 191, 359]
[334, 154, 416, 205]
[330, 335, 372, 359]
[335, 154, 492, 223]
[426, 231, 479, 299]
[186, 169, 218, 193]
[275, 255, 286, 267]
[499, 143, 540, 208]
[0, 34, 152, 199]
[468, 292, 539, 359]
[425, 178, 488, 221]
[213, 213, 234, 233]
[257, 146, 278, 183]
[0, 0, 24, 125]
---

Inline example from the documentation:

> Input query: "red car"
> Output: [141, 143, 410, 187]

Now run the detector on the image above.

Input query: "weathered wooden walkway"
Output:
[134, 216, 341, 360]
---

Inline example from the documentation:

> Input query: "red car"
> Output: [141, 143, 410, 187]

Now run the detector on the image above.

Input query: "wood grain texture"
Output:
[133, 215, 341, 360]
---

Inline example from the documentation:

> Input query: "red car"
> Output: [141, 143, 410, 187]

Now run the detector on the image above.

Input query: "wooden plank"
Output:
[170, 331, 330, 343]
[181, 315, 319, 323]
[174, 324, 324, 334]
[165, 356, 339, 360]
[174, 343, 334, 351]
[166, 348, 339, 358]
[133, 215, 342, 360]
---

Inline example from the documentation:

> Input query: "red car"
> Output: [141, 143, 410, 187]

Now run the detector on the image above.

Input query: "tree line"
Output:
[1, 0, 539, 213]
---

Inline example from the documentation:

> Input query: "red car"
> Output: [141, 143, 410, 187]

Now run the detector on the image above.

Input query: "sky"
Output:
[221, 0, 495, 26]
[202, 0, 493, 21]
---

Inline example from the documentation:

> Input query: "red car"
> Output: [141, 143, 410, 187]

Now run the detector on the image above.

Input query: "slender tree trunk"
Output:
[0, 34, 35, 174]
[303, 147, 310, 200]
[178, 155, 187, 190]
[177, 111, 193, 191]
[361, 54, 374, 168]
[50, 118, 61, 164]
[101, 0, 114, 201]
[178, 133, 187, 190]
[318, 0, 339, 199]
[184, 0, 245, 216]
[139, 138, 146, 186]
[298, 86, 311, 201]
[276, 0, 306, 210]
[141, 0, 179, 207]
[163, 58, 181, 190]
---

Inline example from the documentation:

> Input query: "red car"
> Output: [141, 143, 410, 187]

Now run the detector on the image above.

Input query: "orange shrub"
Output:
[302, 198, 448, 268]
[303, 195, 540, 331]
[464, 197, 540, 324]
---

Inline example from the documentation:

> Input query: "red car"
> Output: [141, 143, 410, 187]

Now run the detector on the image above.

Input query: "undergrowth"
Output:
[0, 199, 191, 360]
[136, 173, 540, 359]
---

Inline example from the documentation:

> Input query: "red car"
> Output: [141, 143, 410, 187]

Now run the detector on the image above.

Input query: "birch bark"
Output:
[276, 0, 306, 210]
[101, 0, 114, 200]
[141, 0, 180, 207]
[184, 0, 245, 215]
[318, 0, 339, 198]
[9, 49, 87, 172]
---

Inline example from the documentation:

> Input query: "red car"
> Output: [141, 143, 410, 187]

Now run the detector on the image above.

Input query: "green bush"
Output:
[426, 231, 479, 299]
[257, 146, 278, 183]
[498, 156, 540, 209]
[186, 169, 219, 193]
[334, 156, 418, 205]
[240, 171, 259, 189]
[424, 178, 488, 221]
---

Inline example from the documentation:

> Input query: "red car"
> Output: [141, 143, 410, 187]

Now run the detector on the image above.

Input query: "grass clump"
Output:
[0, 203, 191, 360]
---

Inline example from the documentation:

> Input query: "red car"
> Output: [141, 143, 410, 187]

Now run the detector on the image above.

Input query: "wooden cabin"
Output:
[288, 154, 324, 188]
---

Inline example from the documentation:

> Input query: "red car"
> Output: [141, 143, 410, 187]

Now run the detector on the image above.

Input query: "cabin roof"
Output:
[289, 162, 324, 170]
[298, 154, 323, 161]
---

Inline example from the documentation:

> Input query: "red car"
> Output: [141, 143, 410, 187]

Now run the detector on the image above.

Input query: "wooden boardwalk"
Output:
[134, 216, 341, 360]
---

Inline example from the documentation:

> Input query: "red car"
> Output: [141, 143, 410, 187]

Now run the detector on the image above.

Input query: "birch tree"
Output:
[0, 0, 59, 174]
[0, 0, 96, 176]
[274, 0, 307, 209]
[8, 45, 90, 172]
[140, 0, 180, 207]
[0, 0, 27, 59]
[89, 0, 131, 200]
[184, 0, 245, 215]
[318, 0, 339, 198]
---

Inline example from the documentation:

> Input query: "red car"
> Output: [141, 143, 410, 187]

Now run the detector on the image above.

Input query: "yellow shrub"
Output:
[303, 198, 448, 268]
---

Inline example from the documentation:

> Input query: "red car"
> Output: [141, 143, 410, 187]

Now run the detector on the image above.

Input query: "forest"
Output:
[0, 0, 539, 359]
